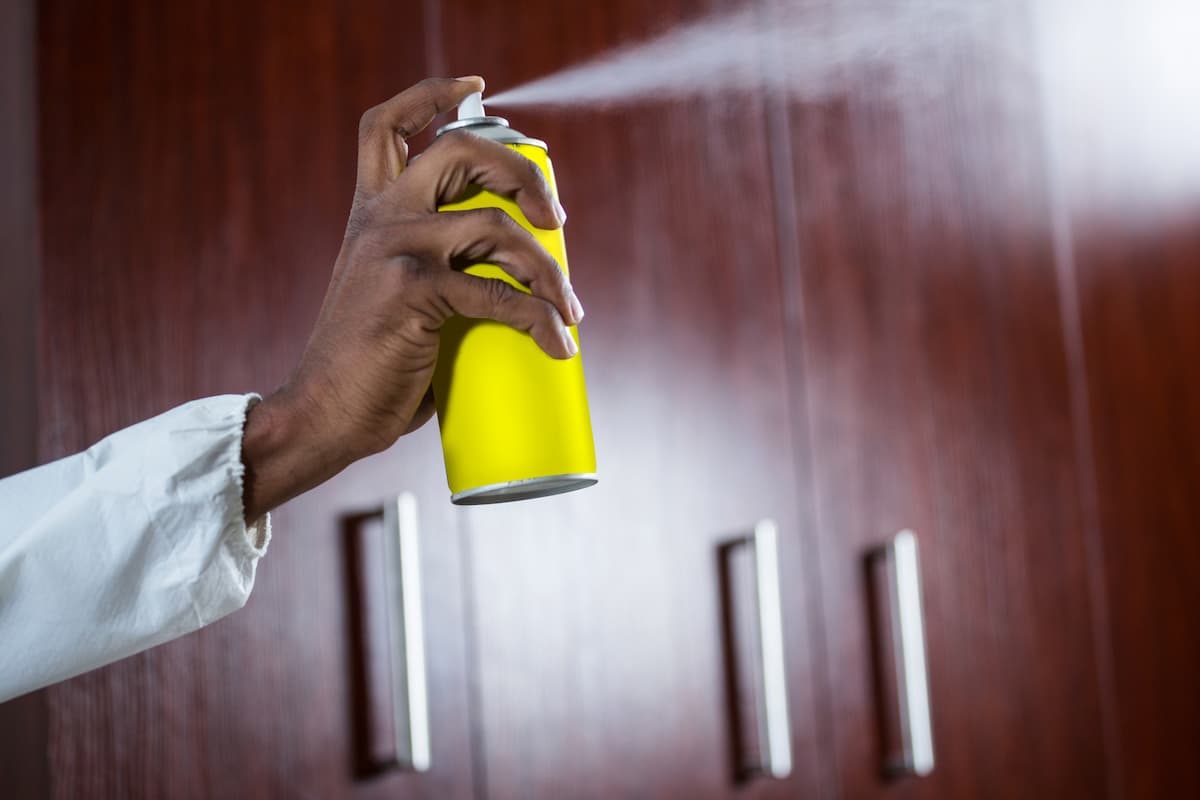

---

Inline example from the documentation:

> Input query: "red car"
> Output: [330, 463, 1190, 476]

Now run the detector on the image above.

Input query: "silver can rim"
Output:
[436, 115, 511, 136]
[435, 117, 548, 151]
[450, 473, 598, 505]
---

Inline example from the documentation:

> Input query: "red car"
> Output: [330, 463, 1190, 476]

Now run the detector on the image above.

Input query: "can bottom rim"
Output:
[450, 473, 598, 505]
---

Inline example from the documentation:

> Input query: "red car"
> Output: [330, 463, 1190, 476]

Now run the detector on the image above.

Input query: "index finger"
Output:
[356, 76, 485, 198]
[387, 130, 566, 231]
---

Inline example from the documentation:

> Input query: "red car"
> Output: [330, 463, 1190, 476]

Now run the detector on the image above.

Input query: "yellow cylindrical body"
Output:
[432, 142, 597, 504]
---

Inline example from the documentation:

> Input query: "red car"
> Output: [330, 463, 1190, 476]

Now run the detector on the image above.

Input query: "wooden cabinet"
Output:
[773, 3, 1112, 795]
[1045, 49, 1200, 797]
[4, 0, 1198, 798]
[433, 1, 831, 796]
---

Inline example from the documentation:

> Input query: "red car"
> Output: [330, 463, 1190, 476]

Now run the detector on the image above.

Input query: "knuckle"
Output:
[344, 209, 370, 240]
[345, 193, 384, 240]
[396, 80, 449, 136]
[440, 128, 474, 147]
[414, 76, 445, 95]
[530, 248, 565, 285]
[393, 254, 428, 284]
[474, 205, 517, 231]
[393, 260, 443, 315]
[397, 105, 435, 139]
[521, 155, 546, 187]
[484, 277, 515, 309]
[533, 296, 561, 327]
[436, 128, 479, 157]
[549, 261, 570, 289]
[358, 106, 381, 141]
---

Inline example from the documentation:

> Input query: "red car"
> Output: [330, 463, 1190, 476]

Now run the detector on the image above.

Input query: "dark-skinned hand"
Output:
[240, 76, 583, 522]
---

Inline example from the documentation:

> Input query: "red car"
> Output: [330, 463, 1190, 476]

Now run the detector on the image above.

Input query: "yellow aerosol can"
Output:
[431, 93, 597, 504]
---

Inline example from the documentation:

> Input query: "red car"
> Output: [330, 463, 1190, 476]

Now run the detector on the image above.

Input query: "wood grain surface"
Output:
[1048, 75, 1200, 797]
[0, 1, 50, 797]
[0, 0, 39, 480]
[1072, 216, 1200, 797]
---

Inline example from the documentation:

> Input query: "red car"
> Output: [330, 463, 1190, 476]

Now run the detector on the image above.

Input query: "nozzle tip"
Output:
[459, 92, 486, 121]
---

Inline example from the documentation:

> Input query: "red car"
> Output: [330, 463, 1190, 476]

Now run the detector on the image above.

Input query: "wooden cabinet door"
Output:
[433, 1, 832, 798]
[773, 1, 1111, 797]
[28, 2, 475, 797]
[1061, 182, 1200, 799]
[1041, 0, 1200, 788]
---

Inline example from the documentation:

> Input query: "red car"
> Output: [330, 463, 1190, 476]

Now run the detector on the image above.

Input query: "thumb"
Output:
[356, 76, 486, 197]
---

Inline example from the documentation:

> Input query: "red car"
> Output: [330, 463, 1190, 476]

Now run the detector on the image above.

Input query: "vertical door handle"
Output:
[381, 493, 431, 771]
[884, 530, 934, 777]
[751, 519, 793, 779]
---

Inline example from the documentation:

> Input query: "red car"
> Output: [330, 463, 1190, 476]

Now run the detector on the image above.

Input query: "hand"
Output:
[241, 76, 584, 522]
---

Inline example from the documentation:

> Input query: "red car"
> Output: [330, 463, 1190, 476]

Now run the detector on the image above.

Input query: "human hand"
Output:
[241, 76, 583, 521]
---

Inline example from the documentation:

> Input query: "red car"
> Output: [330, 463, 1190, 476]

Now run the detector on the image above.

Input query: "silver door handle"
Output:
[751, 519, 793, 779]
[381, 493, 431, 772]
[884, 530, 934, 777]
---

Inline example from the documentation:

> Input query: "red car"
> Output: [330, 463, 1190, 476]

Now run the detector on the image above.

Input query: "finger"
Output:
[435, 270, 577, 360]
[356, 76, 485, 198]
[403, 209, 582, 325]
[388, 129, 565, 230]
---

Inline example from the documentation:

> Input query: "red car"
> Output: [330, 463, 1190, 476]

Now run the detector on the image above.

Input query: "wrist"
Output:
[241, 385, 357, 521]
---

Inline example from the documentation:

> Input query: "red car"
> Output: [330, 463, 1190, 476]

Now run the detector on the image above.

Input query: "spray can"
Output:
[431, 93, 597, 504]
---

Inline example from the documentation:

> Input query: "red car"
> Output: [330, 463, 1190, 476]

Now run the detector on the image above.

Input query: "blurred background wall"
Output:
[1, 0, 1197, 798]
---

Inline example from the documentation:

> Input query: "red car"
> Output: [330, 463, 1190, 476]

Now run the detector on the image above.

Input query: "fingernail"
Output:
[455, 75, 484, 84]
[568, 290, 585, 324]
[561, 328, 578, 357]
[553, 198, 567, 226]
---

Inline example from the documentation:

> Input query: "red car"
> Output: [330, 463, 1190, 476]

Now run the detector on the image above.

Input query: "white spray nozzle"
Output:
[459, 92, 486, 120]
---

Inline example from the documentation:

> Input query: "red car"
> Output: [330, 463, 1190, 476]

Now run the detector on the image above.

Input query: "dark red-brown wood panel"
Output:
[1073, 216, 1200, 797]
[1034, 0, 1200, 793]
[773, 0, 1112, 796]
[0, 0, 50, 795]
[434, 0, 833, 798]
[32, 1, 474, 797]
[0, 0, 38, 480]
[1050, 93, 1200, 797]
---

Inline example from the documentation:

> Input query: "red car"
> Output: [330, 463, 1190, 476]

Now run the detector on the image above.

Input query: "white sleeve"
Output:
[0, 394, 272, 703]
